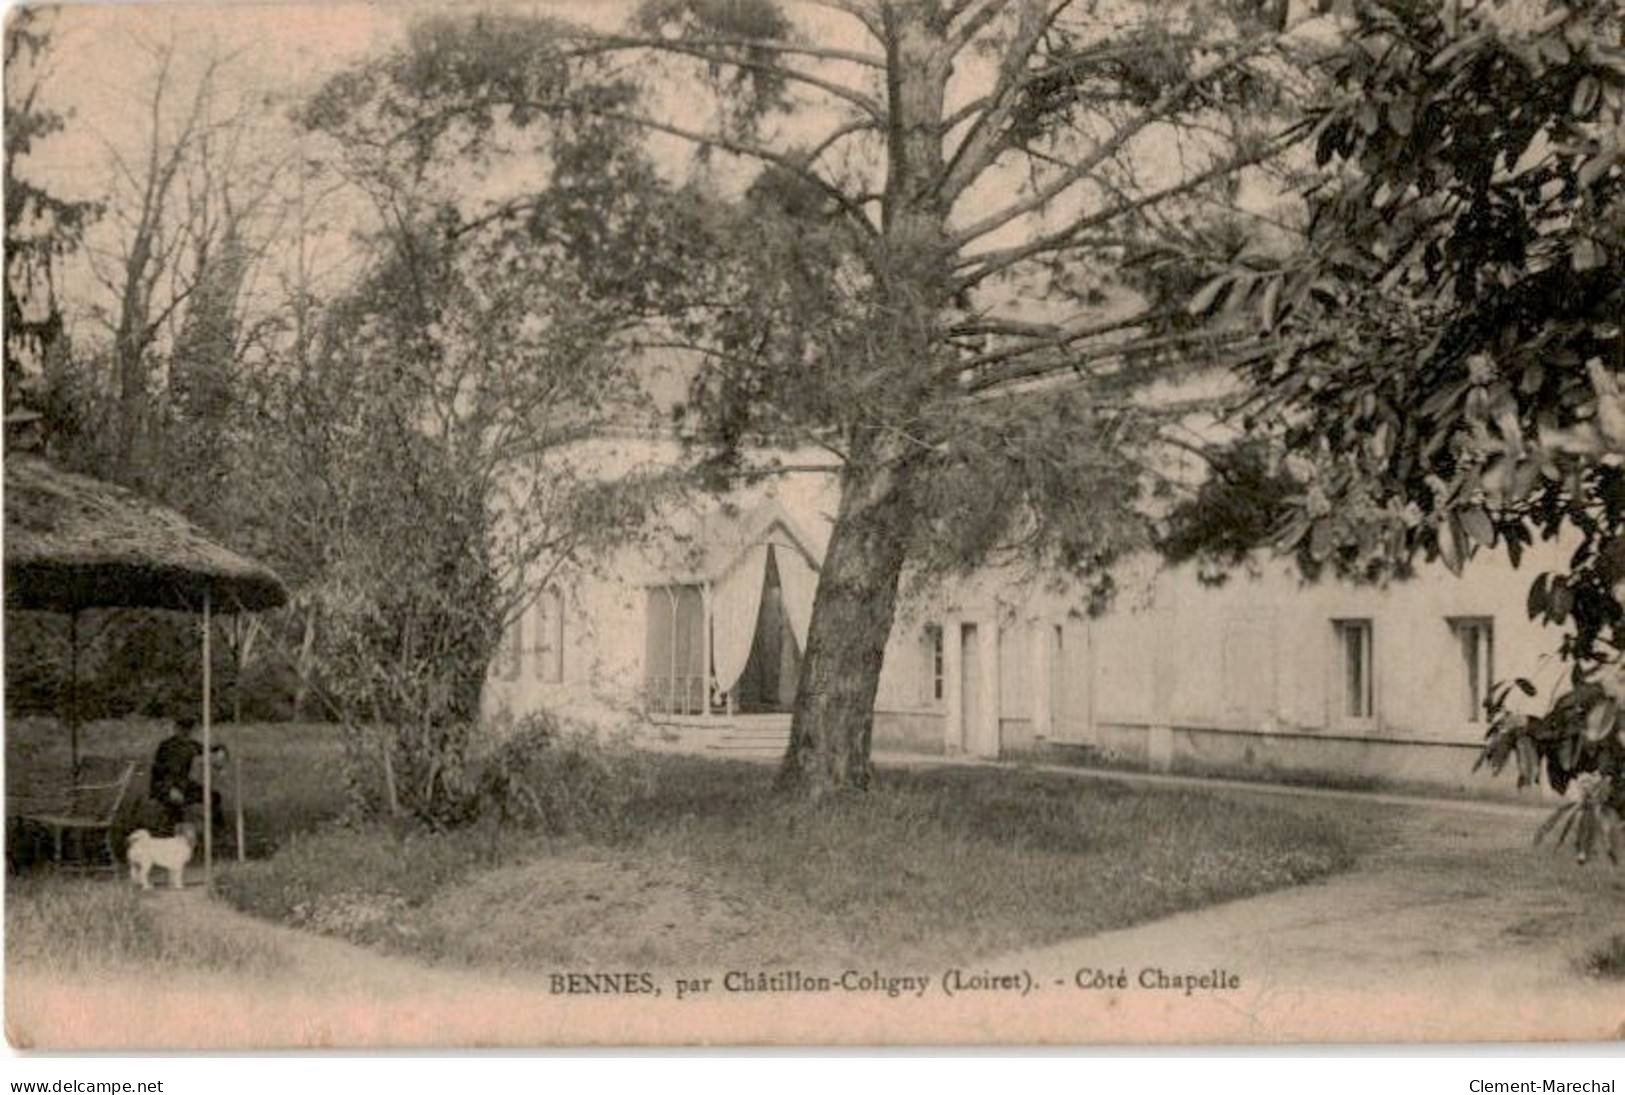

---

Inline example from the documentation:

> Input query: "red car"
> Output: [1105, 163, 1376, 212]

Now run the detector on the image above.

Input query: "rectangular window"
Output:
[1332, 619, 1374, 722]
[921, 624, 944, 704]
[533, 588, 565, 684]
[1449, 617, 1494, 723]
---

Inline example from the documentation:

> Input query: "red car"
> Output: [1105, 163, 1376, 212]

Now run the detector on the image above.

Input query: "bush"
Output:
[1581, 933, 1625, 980]
[471, 712, 652, 839]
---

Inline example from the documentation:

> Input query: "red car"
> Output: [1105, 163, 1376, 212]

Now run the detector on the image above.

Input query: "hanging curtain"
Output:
[774, 544, 819, 653]
[712, 544, 770, 695]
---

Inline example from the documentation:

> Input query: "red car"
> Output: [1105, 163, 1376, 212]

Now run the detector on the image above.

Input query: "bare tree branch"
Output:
[949, 27, 1291, 250]
[938, 0, 1059, 206]
[955, 128, 1298, 292]
[806, 116, 878, 167]
[947, 0, 1013, 56]
[960, 328, 1270, 395]
[565, 35, 885, 117]
[947, 306, 1165, 354]
[565, 30, 885, 70]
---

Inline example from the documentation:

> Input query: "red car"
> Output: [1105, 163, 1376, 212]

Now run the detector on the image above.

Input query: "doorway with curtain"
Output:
[644, 533, 818, 718]
[732, 547, 801, 713]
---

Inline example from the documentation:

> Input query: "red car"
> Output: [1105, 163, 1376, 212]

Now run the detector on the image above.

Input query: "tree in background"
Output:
[309, 0, 1323, 795]
[257, 84, 686, 823]
[1197, 0, 1625, 859]
[4, 9, 100, 414]
[4, 29, 307, 728]
[2, 12, 676, 815]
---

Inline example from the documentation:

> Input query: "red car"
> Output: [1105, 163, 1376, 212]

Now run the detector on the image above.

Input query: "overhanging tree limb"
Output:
[948, 25, 1296, 250]
[938, 0, 1061, 205]
[954, 129, 1299, 292]
[561, 30, 886, 70]
[562, 35, 885, 118]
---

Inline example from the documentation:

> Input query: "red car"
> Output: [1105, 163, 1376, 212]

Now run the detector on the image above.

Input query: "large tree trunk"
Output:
[777, 435, 916, 794]
[775, 4, 953, 796]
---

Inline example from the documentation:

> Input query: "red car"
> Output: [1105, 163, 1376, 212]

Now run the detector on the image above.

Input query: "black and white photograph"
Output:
[3, 0, 1623, 1051]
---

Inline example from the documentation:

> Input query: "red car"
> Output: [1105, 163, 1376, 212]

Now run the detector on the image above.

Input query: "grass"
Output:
[5, 873, 285, 977]
[7, 719, 1359, 975]
[216, 753, 1357, 970]
[6, 718, 336, 981]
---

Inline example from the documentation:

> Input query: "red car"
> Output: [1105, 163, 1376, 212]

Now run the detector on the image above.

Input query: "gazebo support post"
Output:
[202, 591, 213, 888]
[67, 608, 80, 776]
[702, 581, 713, 718]
[234, 751, 245, 863]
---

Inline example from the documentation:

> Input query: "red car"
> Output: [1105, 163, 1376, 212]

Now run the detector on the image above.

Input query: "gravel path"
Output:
[997, 799, 1625, 1043]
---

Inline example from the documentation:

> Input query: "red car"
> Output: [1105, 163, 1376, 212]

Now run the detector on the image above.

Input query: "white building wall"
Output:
[481, 433, 842, 731]
[481, 430, 1572, 796]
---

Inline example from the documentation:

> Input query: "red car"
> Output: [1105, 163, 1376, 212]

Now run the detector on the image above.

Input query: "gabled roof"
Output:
[650, 498, 822, 587]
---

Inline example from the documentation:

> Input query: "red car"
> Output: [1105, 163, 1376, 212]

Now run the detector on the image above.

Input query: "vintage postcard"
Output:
[4, 0, 1624, 1050]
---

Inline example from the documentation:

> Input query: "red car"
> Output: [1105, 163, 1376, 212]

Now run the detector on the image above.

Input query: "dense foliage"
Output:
[1195, 0, 1625, 858]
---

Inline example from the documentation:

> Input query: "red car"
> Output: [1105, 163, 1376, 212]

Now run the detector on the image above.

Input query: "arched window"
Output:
[532, 588, 565, 684]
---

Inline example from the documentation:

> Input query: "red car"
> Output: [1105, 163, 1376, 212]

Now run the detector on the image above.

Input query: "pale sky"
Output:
[12, 0, 1302, 359]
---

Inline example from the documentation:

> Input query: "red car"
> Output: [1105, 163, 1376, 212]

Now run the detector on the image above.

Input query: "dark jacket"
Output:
[149, 734, 202, 802]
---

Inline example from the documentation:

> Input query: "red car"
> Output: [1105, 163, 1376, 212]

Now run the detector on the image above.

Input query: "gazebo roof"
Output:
[3, 453, 289, 613]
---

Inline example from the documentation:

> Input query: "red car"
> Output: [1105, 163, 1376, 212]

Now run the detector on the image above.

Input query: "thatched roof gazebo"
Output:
[4, 451, 290, 881]
[4, 453, 286, 614]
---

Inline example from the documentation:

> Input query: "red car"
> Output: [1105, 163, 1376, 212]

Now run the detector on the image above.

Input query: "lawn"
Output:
[7, 718, 1358, 973]
[212, 752, 1357, 970]
[5, 872, 287, 978]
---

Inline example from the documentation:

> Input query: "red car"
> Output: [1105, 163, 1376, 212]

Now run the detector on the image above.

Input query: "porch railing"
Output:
[646, 674, 708, 716]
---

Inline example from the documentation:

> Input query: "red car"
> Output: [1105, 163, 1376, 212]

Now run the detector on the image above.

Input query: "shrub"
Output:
[471, 712, 651, 839]
[1581, 933, 1625, 980]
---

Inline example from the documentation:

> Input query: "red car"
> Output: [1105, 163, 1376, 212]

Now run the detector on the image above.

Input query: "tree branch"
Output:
[939, 0, 1059, 206]
[948, 0, 1013, 57]
[806, 117, 878, 167]
[955, 129, 1298, 292]
[803, 0, 885, 45]
[946, 307, 1166, 360]
[563, 30, 885, 70]
[534, 100, 881, 240]
[949, 27, 1290, 250]
[960, 328, 1270, 395]
[566, 35, 884, 118]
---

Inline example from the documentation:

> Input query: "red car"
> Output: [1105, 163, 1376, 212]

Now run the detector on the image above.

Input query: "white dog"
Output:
[126, 824, 197, 890]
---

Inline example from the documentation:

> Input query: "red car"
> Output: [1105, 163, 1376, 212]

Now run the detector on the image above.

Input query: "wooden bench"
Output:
[9, 756, 137, 871]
